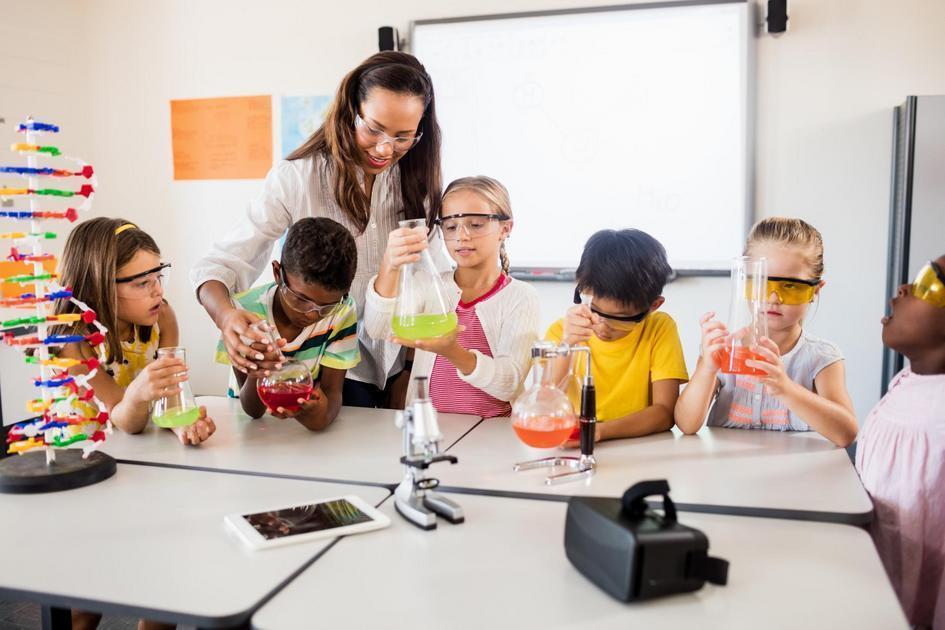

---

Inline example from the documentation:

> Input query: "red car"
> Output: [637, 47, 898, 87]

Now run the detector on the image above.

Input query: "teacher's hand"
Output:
[220, 308, 282, 376]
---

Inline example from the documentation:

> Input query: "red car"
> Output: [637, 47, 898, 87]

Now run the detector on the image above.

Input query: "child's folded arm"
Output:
[600, 379, 680, 441]
[674, 357, 721, 435]
[782, 361, 858, 447]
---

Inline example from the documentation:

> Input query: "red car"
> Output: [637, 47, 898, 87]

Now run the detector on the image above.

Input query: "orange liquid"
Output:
[713, 346, 766, 376]
[512, 415, 577, 448]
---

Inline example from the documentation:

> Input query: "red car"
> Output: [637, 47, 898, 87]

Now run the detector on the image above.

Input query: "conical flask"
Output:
[252, 321, 314, 412]
[713, 256, 769, 375]
[151, 347, 200, 428]
[392, 218, 457, 340]
[511, 342, 578, 448]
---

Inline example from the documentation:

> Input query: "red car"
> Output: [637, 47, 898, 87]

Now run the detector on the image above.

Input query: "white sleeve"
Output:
[458, 284, 540, 402]
[190, 160, 301, 294]
[363, 274, 396, 341]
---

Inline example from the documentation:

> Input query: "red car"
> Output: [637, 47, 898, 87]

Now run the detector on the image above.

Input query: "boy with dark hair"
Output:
[546, 228, 688, 443]
[216, 217, 359, 430]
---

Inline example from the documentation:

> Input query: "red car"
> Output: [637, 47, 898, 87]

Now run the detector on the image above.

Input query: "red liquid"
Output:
[512, 415, 577, 448]
[257, 382, 313, 411]
[713, 347, 767, 376]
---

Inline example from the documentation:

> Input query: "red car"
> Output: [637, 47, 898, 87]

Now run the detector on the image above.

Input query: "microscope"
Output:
[394, 376, 464, 530]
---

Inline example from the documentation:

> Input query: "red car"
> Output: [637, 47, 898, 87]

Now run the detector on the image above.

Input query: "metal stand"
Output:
[514, 345, 598, 485]
[394, 376, 464, 530]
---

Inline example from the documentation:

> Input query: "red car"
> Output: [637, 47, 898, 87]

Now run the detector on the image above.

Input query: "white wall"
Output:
[3, 0, 945, 424]
[0, 0, 90, 424]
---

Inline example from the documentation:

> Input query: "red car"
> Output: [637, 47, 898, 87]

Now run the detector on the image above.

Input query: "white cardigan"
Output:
[364, 272, 540, 406]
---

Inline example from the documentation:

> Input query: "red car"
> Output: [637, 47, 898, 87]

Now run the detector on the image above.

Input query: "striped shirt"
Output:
[706, 330, 843, 431]
[192, 152, 436, 388]
[215, 283, 359, 396]
[429, 275, 512, 417]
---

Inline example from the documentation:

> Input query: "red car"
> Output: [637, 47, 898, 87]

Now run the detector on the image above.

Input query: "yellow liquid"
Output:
[392, 312, 458, 341]
[152, 406, 200, 428]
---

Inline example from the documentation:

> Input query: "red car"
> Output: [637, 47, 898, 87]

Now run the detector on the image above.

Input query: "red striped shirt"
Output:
[430, 275, 512, 417]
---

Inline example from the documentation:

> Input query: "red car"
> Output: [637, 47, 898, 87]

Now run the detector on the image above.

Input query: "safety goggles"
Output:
[433, 213, 509, 241]
[912, 261, 945, 308]
[574, 288, 648, 331]
[746, 276, 821, 306]
[115, 263, 171, 298]
[279, 267, 346, 316]
[354, 114, 422, 153]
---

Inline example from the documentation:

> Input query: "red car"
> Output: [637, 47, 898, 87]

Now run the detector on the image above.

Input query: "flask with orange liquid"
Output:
[713, 256, 769, 376]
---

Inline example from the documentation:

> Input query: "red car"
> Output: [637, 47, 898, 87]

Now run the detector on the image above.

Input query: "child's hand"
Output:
[744, 337, 792, 397]
[126, 357, 189, 404]
[173, 406, 216, 445]
[391, 325, 465, 356]
[266, 386, 324, 419]
[382, 225, 428, 273]
[563, 304, 595, 346]
[699, 311, 729, 372]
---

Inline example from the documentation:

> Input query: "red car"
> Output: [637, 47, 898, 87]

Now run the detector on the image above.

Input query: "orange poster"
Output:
[0, 260, 58, 299]
[170, 95, 272, 180]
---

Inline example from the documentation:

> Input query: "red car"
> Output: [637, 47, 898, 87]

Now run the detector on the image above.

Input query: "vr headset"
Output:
[565, 479, 729, 601]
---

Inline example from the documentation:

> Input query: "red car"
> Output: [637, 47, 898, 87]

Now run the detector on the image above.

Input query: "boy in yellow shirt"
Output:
[546, 229, 688, 443]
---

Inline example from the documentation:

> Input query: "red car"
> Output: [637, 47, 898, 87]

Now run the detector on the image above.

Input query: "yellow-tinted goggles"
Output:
[746, 276, 820, 305]
[912, 262, 945, 308]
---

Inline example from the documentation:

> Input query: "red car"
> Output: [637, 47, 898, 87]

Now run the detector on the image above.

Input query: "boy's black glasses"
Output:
[573, 287, 649, 323]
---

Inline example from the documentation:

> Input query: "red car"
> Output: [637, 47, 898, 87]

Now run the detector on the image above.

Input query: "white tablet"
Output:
[224, 495, 390, 550]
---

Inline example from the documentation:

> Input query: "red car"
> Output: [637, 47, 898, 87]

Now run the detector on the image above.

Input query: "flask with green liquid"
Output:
[392, 218, 457, 341]
[151, 346, 200, 428]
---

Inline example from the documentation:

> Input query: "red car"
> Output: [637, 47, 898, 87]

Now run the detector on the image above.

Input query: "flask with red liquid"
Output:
[252, 322, 314, 413]
[511, 342, 577, 448]
[713, 256, 769, 376]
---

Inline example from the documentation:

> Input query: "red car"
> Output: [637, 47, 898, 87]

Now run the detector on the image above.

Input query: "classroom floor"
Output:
[0, 600, 139, 630]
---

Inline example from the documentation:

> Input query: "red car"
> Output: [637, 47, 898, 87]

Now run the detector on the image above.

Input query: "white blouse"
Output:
[191, 152, 446, 388]
[363, 272, 541, 406]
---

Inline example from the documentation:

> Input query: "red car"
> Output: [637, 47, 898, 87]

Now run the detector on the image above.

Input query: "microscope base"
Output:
[514, 455, 597, 485]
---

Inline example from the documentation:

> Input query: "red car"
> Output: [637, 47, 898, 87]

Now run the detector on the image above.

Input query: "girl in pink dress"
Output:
[856, 253, 945, 629]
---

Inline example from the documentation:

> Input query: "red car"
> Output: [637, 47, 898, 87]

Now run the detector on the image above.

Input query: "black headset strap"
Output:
[621, 479, 677, 524]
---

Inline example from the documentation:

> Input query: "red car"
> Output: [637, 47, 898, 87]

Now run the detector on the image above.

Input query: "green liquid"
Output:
[392, 312, 458, 341]
[152, 406, 200, 428]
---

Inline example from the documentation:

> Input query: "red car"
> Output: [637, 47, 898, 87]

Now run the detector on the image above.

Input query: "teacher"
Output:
[191, 51, 443, 407]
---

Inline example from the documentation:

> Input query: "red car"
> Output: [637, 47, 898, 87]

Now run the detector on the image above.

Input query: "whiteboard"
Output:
[411, 1, 753, 273]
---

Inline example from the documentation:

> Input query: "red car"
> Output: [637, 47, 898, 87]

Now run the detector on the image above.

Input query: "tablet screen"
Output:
[242, 498, 373, 540]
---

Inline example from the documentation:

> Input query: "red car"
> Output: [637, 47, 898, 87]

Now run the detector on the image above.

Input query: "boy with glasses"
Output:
[215, 218, 359, 430]
[546, 228, 688, 444]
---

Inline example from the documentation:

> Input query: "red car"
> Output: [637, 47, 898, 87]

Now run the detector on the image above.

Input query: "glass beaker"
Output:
[251, 321, 314, 412]
[713, 256, 769, 376]
[391, 219, 457, 341]
[151, 347, 200, 428]
[511, 343, 578, 448]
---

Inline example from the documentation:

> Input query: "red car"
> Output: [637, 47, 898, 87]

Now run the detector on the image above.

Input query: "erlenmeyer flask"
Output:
[392, 218, 457, 340]
[713, 256, 769, 375]
[511, 342, 578, 448]
[151, 347, 200, 428]
[251, 321, 314, 412]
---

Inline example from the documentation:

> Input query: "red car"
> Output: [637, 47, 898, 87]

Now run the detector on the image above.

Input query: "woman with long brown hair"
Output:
[192, 51, 445, 407]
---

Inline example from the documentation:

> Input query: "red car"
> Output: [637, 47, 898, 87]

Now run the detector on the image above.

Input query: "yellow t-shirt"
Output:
[545, 311, 689, 421]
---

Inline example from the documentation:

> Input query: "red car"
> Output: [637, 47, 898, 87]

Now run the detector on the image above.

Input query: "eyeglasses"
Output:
[279, 267, 346, 315]
[115, 263, 170, 298]
[911, 261, 945, 308]
[574, 288, 648, 331]
[433, 213, 509, 241]
[354, 114, 422, 153]
[746, 276, 821, 306]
